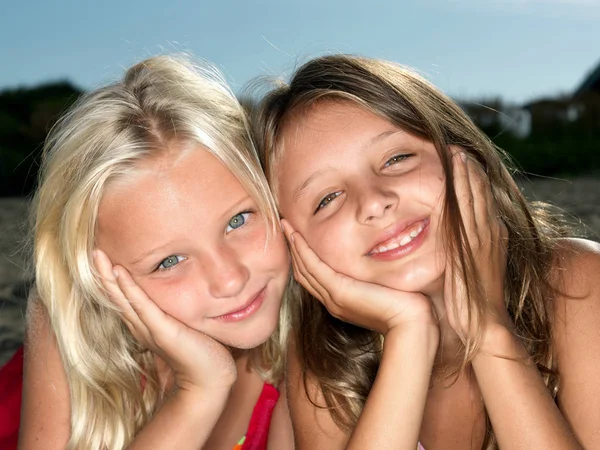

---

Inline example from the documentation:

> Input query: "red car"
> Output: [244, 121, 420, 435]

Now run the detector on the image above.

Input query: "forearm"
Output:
[126, 388, 228, 449]
[347, 324, 438, 450]
[472, 324, 581, 449]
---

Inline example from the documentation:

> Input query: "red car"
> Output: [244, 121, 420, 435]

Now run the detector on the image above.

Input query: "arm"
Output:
[448, 154, 583, 448]
[125, 388, 229, 450]
[471, 325, 580, 449]
[553, 238, 600, 448]
[287, 324, 437, 450]
[19, 294, 70, 449]
[19, 294, 231, 450]
[347, 324, 437, 450]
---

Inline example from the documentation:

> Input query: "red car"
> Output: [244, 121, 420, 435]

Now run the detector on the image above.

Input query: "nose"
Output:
[356, 185, 397, 224]
[202, 246, 250, 299]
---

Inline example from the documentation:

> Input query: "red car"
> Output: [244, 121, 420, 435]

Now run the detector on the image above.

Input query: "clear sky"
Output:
[2, 0, 599, 104]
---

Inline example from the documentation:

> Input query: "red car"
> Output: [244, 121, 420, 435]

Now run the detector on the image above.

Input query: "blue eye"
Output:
[384, 153, 413, 167]
[315, 191, 342, 214]
[226, 212, 251, 232]
[158, 255, 185, 270]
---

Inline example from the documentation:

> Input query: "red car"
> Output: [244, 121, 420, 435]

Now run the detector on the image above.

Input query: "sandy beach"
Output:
[1, 175, 599, 366]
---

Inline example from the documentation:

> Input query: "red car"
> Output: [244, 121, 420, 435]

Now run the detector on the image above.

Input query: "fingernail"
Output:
[290, 232, 295, 243]
[112, 269, 119, 279]
[460, 152, 467, 163]
[280, 221, 286, 233]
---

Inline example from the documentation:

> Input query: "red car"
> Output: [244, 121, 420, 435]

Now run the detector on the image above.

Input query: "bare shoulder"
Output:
[286, 342, 348, 450]
[19, 287, 71, 449]
[551, 237, 600, 342]
[552, 237, 600, 297]
[551, 238, 600, 447]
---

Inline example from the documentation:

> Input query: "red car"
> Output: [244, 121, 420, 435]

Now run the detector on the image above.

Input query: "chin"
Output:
[221, 332, 273, 350]
[379, 266, 445, 294]
[216, 318, 279, 350]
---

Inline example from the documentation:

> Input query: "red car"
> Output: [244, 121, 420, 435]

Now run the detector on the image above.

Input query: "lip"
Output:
[366, 217, 430, 261]
[213, 287, 267, 322]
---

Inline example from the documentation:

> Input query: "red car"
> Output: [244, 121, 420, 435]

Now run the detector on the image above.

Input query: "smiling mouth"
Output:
[368, 218, 430, 255]
[214, 287, 267, 322]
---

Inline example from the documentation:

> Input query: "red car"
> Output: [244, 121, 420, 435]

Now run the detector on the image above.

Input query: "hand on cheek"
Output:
[443, 152, 510, 344]
[280, 219, 439, 336]
[93, 249, 236, 395]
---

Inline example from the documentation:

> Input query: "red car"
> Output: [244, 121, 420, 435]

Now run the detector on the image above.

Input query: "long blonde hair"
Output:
[254, 54, 569, 449]
[31, 54, 289, 450]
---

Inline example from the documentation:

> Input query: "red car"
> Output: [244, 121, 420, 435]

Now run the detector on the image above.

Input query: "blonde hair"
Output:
[31, 54, 289, 450]
[255, 54, 570, 449]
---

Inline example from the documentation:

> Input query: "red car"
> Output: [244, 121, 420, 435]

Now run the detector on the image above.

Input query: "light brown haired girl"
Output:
[256, 54, 600, 449]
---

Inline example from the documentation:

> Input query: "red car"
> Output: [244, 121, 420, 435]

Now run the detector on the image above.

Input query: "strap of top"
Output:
[240, 382, 279, 450]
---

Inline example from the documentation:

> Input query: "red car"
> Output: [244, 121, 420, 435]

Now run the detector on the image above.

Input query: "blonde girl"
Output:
[20, 55, 293, 450]
[255, 54, 600, 449]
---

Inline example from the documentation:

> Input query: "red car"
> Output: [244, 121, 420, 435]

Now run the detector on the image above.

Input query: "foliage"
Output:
[0, 81, 82, 197]
[0, 81, 598, 197]
[467, 91, 600, 177]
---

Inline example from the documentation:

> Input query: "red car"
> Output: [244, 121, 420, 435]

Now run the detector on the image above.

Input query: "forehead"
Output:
[279, 101, 395, 157]
[275, 102, 395, 177]
[97, 146, 247, 246]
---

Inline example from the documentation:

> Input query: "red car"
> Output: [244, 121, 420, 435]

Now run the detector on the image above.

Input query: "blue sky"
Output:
[2, 0, 599, 104]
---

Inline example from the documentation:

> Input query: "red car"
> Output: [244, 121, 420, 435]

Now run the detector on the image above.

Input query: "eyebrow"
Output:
[130, 241, 178, 267]
[291, 129, 403, 203]
[363, 129, 404, 150]
[293, 166, 335, 203]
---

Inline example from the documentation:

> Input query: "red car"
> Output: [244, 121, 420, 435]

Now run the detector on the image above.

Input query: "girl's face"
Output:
[274, 101, 447, 295]
[96, 146, 290, 350]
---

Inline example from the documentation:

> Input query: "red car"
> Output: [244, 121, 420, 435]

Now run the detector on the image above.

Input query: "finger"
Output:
[288, 236, 329, 302]
[453, 152, 477, 241]
[93, 250, 148, 342]
[290, 239, 316, 296]
[112, 266, 169, 333]
[290, 230, 344, 297]
[281, 220, 329, 300]
[94, 250, 139, 321]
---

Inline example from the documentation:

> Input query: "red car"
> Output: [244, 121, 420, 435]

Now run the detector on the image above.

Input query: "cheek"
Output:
[136, 277, 204, 324]
[405, 168, 445, 209]
[264, 231, 291, 271]
[240, 225, 290, 272]
[304, 219, 355, 272]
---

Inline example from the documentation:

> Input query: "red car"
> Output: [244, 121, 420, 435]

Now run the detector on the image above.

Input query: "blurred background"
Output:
[1, 0, 599, 365]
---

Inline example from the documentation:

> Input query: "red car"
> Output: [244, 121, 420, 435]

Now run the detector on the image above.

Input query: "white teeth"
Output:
[399, 235, 412, 246]
[371, 221, 426, 255]
[387, 242, 400, 251]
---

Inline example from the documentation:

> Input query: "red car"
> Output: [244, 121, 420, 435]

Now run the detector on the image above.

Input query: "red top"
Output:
[0, 346, 23, 450]
[241, 382, 279, 450]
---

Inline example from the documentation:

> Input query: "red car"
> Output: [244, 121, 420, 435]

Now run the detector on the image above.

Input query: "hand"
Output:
[281, 220, 438, 335]
[444, 151, 511, 343]
[93, 249, 237, 395]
